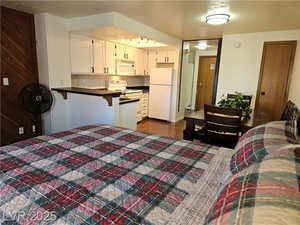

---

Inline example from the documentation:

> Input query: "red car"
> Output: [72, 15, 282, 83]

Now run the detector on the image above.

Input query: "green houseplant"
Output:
[218, 92, 252, 119]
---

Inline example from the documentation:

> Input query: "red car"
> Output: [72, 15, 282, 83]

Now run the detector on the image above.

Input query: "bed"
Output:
[0, 124, 232, 225]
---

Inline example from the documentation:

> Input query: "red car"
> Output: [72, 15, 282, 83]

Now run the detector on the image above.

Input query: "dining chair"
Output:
[280, 100, 299, 121]
[227, 94, 252, 107]
[203, 104, 243, 148]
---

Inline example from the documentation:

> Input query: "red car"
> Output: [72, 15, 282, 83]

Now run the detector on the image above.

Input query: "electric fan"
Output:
[20, 83, 53, 114]
[19, 83, 53, 134]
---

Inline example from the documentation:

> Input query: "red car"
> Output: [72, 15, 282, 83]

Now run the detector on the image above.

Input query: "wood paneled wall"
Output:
[1, 6, 41, 146]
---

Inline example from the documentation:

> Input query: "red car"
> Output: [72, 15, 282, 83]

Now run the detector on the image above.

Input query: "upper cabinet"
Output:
[147, 49, 157, 75]
[157, 49, 176, 63]
[70, 35, 93, 74]
[105, 41, 116, 75]
[70, 34, 176, 76]
[134, 48, 147, 75]
[70, 35, 116, 75]
[93, 39, 105, 74]
[116, 44, 135, 61]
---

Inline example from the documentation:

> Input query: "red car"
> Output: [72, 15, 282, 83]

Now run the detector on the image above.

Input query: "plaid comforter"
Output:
[205, 144, 300, 225]
[0, 125, 232, 225]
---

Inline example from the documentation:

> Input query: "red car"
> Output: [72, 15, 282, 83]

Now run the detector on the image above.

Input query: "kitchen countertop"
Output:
[51, 87, 122, 97]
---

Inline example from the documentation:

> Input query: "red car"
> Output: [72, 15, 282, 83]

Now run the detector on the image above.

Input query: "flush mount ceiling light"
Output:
[206, 13, 230, 25]
[195, 41, 208, 50]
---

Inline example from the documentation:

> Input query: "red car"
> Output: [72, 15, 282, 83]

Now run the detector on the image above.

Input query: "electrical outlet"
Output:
[3, 77, 9, 86]
[32, 125, 36, 133]
[19, 127, 24, 135]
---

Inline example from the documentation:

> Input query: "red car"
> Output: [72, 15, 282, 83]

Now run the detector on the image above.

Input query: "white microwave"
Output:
[116, 61, 136, 75]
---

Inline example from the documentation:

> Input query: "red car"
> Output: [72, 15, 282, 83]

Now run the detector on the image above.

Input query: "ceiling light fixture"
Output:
[206, 13, 230, 25]
[195, 41, 208, 50]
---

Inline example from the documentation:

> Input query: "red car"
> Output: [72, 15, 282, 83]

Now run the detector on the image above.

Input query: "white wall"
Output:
[217, 29, 300, 107]
[35, 13, 72, 134]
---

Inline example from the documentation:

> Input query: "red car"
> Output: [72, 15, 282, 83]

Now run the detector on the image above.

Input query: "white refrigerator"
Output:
[149, 68, 173, 121]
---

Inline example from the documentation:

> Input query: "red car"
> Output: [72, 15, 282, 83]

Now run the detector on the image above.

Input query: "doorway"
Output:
[255, 41, 297, 124]
[195, 56, 217, 110]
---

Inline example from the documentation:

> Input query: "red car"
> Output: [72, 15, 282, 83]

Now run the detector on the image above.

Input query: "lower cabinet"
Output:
[124, 91, 149, 122]
[119, 101, 138, 130]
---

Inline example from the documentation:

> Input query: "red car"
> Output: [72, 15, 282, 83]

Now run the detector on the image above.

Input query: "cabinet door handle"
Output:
[91, 66, 94, 73]
[107, 67, 109, 74]
[167, 57, 169, 62]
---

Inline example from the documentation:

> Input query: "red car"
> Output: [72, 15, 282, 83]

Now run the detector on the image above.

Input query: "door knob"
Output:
[261, 91, 266, 96]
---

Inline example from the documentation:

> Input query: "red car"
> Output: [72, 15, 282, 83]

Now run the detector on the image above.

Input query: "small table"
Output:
[183, 110, 255, 141]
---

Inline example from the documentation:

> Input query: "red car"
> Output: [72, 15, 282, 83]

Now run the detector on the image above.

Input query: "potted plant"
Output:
[218, 92, 252, 119]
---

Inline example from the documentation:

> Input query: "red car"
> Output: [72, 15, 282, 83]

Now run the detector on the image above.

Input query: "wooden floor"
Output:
[137, 119, 185, 139]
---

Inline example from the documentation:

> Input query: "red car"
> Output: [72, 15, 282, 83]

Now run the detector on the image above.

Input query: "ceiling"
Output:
[2, 0, 300, 40]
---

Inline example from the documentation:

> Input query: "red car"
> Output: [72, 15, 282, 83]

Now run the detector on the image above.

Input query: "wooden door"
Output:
[105, 41, 116, 74]
[70, 34, 93, 74]
[195, 56, 217, 110]
[255, 41, 297, 124]
[93, 39, 105, 74]
[1, 7, 41, 146]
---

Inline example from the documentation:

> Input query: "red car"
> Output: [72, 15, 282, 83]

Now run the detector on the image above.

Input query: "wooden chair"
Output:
[227, 94, 252, 107]
[203, 104, 243, 148]
[280, 100, 299, 121]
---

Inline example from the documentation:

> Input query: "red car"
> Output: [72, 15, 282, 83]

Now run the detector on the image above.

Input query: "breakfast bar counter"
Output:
[52, 87, 122, 106]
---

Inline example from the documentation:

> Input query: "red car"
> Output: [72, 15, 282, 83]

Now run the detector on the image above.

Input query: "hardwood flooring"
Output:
[137, 119, 185, 139]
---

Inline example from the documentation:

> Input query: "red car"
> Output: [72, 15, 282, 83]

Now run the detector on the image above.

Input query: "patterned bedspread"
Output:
[0, 125, 232, 225]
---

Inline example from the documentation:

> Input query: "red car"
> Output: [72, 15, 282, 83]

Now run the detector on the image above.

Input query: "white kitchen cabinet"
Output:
[143, 50, 149, 75]
[141, 92, 149, 118]
[116, 44, 125, 60]
[167, 50, 177, 63]
[134, 48, 146, 75]
[70, 35, 93, 74]
[119, 101, 138, 130]
[105, 41, 116, 74]
[116, 44, 135, 61]
[157, 49, 176, 63]
[157, 49, 168, 63]
[93, 40, 105, 74]
[126, 46, 135, 61]
[147, 50, 157, 75]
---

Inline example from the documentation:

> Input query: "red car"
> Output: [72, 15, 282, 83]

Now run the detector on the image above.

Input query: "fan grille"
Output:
[20, 83, 53, 114]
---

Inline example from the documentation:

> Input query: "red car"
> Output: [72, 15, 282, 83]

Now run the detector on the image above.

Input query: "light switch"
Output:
[3, 77, 9, 86]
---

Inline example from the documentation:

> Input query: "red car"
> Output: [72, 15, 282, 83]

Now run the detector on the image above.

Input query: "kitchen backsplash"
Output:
[72, 75, 150, 88]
